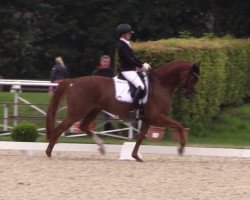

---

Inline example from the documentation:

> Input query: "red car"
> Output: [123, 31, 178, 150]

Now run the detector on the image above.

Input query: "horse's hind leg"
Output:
[46, 118, 75, 157]
[79, 109, 105, 155]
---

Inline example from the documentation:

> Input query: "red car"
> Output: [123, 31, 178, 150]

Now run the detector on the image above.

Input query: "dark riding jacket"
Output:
[117, 39, 142, 71]
[92, 68, 114, 78]
[50, 64, 68, 82]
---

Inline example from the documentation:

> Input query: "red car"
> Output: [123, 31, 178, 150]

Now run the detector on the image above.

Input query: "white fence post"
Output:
[128, 123, 134, 139]
[13, 89, 19, 126]
[3, 104, 9, 131]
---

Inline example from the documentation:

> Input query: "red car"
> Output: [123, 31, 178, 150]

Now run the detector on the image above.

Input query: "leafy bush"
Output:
[202, 32, 217, 39]
[11, 122, 38, 142]
[179, 30, 193, 38]
[133, 38, 250, 132]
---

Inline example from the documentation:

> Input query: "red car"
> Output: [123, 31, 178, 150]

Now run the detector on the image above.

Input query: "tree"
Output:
[0, 0, 249, 79]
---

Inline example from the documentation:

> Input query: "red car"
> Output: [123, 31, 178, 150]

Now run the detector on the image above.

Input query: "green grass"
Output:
[1, 92, 250, 148]
[187, 104, 250, 148]
[0, 92, 64, 128]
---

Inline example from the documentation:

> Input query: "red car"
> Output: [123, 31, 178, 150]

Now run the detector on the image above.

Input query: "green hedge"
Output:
[133, 38, 250, 129]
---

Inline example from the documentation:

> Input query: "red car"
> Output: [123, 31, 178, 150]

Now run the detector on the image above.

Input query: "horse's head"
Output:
[179, 62, 200, 99]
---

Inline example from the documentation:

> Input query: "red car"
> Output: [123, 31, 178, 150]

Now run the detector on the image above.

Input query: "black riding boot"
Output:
[131, 86, 143, 120]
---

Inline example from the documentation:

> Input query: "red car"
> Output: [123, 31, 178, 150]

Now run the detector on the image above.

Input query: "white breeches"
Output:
[121, 71, 145, 90]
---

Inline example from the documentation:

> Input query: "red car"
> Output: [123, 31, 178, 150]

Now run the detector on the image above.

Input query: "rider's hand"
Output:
[142, 62, 151, 71]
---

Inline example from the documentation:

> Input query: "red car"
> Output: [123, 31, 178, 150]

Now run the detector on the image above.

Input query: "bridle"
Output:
[180, 70, 199, 96]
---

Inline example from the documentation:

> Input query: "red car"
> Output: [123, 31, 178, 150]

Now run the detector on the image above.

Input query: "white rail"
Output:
[0, 79, 137, 139]
[0, 79, 58, 86]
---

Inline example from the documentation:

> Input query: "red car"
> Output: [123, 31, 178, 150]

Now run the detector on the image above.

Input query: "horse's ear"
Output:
[192, 61, 201, 75]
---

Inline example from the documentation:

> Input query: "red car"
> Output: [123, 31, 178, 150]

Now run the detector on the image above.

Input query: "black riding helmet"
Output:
[117, 24, 134, 36]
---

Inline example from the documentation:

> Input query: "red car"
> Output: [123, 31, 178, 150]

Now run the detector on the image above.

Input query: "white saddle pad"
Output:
[113, 72, 149, 104]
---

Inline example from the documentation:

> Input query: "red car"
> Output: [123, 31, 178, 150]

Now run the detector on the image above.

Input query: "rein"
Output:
[180, 70, 199, 95]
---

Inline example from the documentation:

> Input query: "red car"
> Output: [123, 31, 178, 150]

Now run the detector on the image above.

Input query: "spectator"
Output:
[50, 56, 68, 83]
[92, 55, 114, 131]
[92, 55, 114, 77]
[72, 55, 115, 133]
[49, 56, 68, 93]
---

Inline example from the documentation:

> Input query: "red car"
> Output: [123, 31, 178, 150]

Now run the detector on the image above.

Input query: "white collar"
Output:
[120, 38, 131, 48]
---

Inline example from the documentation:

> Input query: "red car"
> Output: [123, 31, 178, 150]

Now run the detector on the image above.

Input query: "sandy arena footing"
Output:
[1, 141, 250, 157]
[0, 142, 250, 200]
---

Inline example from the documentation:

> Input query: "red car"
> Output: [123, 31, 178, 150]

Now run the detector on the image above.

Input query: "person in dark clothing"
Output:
[49, 56, 68, 93]
[92, 55, 114, 131]
[116, 23, 151, 119]
[92, 55, 114, 77]
[50, 56, 68, 83]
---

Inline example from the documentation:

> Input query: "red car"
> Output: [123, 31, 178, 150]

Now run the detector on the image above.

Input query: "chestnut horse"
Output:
[45, 60, 200, 162]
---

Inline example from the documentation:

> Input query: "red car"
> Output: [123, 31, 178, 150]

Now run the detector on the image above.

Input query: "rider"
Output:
[116, 23, 151, 119]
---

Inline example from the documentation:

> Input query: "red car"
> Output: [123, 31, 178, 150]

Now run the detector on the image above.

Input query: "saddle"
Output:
[113, 71, 149, 104]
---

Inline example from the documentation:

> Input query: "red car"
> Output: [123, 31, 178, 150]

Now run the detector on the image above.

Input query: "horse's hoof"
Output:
[98, 145, 105, 155]
[132, 154, 143, 162]
[45, 150, 51, 157]
[178, 147, 184, 155]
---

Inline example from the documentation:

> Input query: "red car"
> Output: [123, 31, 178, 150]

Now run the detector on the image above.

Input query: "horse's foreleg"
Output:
[46, 118, 75, 157]
[158, 114, 186, 155]
[132, 123, 149, 162]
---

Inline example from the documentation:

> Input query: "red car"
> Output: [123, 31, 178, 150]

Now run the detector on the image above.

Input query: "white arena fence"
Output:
[0, 79, 139, 140]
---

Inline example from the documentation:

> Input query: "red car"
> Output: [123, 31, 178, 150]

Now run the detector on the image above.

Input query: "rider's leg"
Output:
[121, 71, 145, 119]
[132, 86, 142, 105]
[121, 71, 145, 90]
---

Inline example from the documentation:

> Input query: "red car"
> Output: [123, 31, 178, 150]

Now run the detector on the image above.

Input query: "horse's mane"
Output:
[149, 60, 194, 88]
[153, 60, 193, 76]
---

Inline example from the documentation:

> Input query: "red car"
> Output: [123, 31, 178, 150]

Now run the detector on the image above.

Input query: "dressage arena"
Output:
[1, 144, 250, 200]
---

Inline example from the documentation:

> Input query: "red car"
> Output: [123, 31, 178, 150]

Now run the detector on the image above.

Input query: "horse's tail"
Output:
[46, 80, 69, 140]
